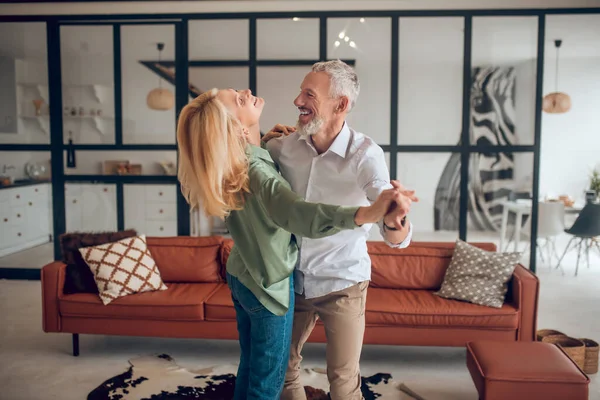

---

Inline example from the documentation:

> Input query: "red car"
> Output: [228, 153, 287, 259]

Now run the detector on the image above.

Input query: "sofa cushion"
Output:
[60, 229, 138, 294]
[368, 241, 497, 290]
[59, 283, 220, 321]
[79, 235, 168, 305]
[435, 240, 521, 308]
[365, 287, 518, 329]
[204, 284, 236, 321]
[146, 236, 224, 283]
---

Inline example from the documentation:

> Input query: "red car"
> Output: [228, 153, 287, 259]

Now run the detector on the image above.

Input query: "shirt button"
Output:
[340, 220, 345, 227]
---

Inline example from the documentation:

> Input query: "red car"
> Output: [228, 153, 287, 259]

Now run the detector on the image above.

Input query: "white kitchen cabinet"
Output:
[0, 182, 52, 257]
[65, 183, 117, 232]
[124, 184, 177, 237]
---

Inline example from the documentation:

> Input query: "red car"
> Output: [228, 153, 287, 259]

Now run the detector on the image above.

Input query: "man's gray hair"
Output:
[312, 60, 360, 112]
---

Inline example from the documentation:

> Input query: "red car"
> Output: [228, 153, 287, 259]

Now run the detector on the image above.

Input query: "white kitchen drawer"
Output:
[7, 206, 27, 226]
[0, 191, 8, 203]
[65, 184, 82, 196]
[145, 185, 176, 203]
[0, 208, 12, 227]
[2, 225, 26, 248]
[31, 183, 49, 197]
[145, 220, 177, 237]
[145, 202, 176, 221]
[9, 186, 36, 206]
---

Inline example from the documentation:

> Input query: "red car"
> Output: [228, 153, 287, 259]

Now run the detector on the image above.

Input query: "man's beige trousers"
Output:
[280, 281, 369, 400]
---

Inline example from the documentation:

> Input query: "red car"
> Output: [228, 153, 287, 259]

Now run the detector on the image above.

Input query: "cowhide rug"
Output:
[88, 354, 425, 400]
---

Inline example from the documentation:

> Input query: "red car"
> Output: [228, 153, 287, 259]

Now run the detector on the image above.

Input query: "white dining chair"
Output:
[519, 201, 566, 265]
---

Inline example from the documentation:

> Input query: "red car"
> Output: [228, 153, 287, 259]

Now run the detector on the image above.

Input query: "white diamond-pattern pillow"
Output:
[434, 240, 521, 308]
[79, 235, 167, 305]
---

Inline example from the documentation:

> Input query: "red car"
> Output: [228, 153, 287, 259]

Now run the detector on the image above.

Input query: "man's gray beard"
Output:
[296, 116, 325, 138]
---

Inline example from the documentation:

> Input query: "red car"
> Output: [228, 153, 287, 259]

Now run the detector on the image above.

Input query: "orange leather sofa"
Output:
[41, 236, 539, 356]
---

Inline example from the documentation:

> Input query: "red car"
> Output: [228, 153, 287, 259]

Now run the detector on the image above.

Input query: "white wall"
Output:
[540, 56, 600, 202]
[121, 25, 176, 144]
[539, 14, 600, 202]
[398, 17, 464, 145]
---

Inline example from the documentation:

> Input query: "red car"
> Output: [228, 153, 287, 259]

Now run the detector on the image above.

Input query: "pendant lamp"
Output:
[542, 39, 571, 114]
[147, 42, 174, 111]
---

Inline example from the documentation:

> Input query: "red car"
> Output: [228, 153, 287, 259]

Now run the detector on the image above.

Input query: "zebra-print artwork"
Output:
[435, 66, 518, 231]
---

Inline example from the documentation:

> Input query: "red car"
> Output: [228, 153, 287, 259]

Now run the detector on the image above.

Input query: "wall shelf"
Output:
[17, 83, 49, 103]
[18, 115, 49, 135]
[19, 115, 115, 136]
[63, 115, 114, 135]
[17, 82, 114, 103]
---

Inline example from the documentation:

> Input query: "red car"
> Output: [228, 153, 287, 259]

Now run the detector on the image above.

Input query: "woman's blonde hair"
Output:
[177, 88, 250, 218]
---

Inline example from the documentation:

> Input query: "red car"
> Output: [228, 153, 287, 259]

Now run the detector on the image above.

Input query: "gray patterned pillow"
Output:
[435, 240, 521, 308]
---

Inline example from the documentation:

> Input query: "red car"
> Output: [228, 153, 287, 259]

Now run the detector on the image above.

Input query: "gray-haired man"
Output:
[263, 60, 417, 400]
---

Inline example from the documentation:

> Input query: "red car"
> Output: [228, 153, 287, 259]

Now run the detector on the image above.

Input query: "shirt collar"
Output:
[298, 121, 351, 158]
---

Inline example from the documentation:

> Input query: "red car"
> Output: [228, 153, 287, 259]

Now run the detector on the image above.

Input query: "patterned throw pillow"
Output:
[435, 240, 521, 308]
[78, 235, 168, 305]
[60, 229, 138, 294]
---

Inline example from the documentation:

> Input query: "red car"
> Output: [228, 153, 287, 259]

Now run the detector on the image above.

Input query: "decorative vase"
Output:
[32, 99, 44, 116]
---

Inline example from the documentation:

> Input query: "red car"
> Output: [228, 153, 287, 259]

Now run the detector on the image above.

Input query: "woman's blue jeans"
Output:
[226, 272, 294, 400]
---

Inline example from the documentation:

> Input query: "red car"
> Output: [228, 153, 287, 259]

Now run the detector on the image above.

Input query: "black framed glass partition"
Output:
[1, 8, 599, 278]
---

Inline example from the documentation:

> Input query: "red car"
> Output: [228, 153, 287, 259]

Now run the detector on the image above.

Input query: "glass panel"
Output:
[398, 17, 463, 145]
[542, 15, 600, 207]
[328, 18, 391, 145]
[122, 24, 176, 144]
[65, 183, 117, 232]
[0, 22, 50, 144]
[60, 25, 115, 144]
[396, 152, 460, 241]
[257, 18, 319, 60]
[257, 66, 308, 134]
[63, 150, 177, 176]
[124, 183, 178, 237]
[189, 20, 249, 60]
[467, 152, 533, 263]
[472, 17, 538, 146]
[188, 67, 249, 97]
[0, 151, 53, 267]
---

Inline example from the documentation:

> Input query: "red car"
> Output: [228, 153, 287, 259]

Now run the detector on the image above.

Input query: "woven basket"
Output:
[578, 338, 599, 374]
[536, 329, 566, 342]
[542, 335, 586, 370]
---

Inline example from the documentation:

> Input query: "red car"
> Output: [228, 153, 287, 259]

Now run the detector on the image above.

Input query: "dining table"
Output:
[499, 199, 584, 252]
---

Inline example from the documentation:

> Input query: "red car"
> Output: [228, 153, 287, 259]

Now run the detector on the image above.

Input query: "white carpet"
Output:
[0, 241, 599, 400]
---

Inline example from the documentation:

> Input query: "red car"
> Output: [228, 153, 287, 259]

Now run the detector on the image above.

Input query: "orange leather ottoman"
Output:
[466, 341, 589, 400]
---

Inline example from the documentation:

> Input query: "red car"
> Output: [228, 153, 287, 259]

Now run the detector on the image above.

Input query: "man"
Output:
[263, 60, 416, 400]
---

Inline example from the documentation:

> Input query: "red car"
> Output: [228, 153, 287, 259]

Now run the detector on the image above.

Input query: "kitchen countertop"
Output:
[0, 179, 51, 190]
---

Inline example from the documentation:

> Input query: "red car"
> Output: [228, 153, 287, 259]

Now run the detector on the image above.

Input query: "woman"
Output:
[176, 88, 401, 400]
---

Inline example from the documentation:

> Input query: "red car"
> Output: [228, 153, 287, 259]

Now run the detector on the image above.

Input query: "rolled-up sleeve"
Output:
[356, 146, 414, 249]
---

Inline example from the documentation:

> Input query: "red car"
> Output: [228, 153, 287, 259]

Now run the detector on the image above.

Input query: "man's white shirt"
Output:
[266, 122, 413, 299]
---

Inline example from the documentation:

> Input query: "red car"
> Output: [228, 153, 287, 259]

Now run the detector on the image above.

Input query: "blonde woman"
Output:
[177, 88, 406, 400]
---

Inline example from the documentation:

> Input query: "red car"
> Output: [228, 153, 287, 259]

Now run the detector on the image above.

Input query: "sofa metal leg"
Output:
[72, 333, 80, 357]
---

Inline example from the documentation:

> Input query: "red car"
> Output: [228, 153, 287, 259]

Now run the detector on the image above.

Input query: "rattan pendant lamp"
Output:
[147, 42, 174, 111]
[542, 39, 571, 114]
